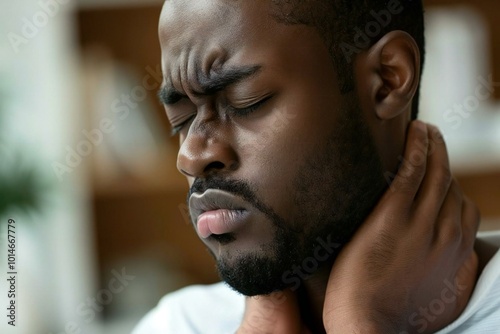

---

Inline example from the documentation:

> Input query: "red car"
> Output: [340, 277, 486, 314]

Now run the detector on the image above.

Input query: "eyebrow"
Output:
[158, 65, 262, 106]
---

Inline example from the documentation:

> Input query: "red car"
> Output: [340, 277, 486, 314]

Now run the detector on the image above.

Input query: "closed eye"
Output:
[226, 95, 272, 116]
[169, 96, 272, 137]
[170, 115, 195, 137]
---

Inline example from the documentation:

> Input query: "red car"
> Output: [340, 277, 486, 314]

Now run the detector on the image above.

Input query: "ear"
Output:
[355, 30, 421, 120]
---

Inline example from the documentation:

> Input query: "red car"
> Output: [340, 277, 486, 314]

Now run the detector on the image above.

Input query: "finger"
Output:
[387, 120, 428, 203]
[432, 180, 463, 248]
[460, 195, 480, 254]
[414, 124, 452, 221]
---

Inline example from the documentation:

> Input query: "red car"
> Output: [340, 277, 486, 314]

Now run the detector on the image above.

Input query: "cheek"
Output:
[236, 110, 335, 221]
[233, 68, 343, 218]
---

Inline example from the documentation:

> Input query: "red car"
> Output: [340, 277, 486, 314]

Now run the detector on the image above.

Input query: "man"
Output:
[134, 0, 500, 333]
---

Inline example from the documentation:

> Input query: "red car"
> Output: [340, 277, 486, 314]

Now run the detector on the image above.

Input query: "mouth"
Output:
[189, 189, 251, 239]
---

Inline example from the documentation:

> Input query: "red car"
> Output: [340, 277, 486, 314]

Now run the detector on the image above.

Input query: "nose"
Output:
[177, 131, 239, 178]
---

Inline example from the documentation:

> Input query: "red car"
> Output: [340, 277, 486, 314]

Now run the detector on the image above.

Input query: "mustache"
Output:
[189, 177, 257, 204]
[187, 176, 289, 231]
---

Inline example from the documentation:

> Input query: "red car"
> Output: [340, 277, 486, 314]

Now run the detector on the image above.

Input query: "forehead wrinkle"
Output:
[170, 59, 181, 94]
[160, 1, 270, 97]
[170, 48, 210, 103]
[188, 48, 204, 94]
[163, 51, 181, 93]
[178, 49, 190, 95]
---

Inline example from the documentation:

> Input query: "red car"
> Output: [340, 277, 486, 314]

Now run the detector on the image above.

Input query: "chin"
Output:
[211, 224, 307, 296]
[216, 253, 291, 296]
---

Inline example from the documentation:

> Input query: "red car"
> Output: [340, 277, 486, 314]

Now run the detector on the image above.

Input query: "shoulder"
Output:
[478, 230, 500, 246]
[132, 282, 245, 334]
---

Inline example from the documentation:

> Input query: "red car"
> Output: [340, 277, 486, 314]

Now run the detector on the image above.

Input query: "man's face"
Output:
[159, 0, 385, 296]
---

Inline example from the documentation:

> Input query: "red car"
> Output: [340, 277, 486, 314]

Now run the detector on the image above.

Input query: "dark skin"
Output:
[238, 122, 482, 334]
[158, 1, 495, 332]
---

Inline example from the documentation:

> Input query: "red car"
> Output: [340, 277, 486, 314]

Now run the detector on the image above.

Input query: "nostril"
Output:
[204, 161, 225, 172]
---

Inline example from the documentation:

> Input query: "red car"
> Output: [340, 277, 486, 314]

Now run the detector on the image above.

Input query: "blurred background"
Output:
[1, 0, 500, 333]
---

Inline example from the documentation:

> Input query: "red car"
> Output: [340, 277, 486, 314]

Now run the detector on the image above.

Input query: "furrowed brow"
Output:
[158, 65, 261, 105]
[158, 83, 184, 106]
[195, 65, 261, 96]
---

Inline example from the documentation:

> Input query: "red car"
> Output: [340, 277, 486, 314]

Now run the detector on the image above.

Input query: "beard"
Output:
[188, 94, 386, 296]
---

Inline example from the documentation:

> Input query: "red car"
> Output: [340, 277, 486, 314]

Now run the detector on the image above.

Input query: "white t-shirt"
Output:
[133, 231, 500, 334]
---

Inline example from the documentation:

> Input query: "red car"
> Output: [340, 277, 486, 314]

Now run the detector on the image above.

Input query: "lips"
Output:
[189, 189, 250, 239]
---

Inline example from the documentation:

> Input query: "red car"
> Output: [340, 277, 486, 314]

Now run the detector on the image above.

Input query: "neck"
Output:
[297, 263, 331, 334]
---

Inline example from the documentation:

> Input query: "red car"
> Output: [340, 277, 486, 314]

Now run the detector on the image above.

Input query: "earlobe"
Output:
[356, 31, 421, 120]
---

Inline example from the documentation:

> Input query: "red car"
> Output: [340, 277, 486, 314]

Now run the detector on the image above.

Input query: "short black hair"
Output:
[271, 0, 425, 119]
